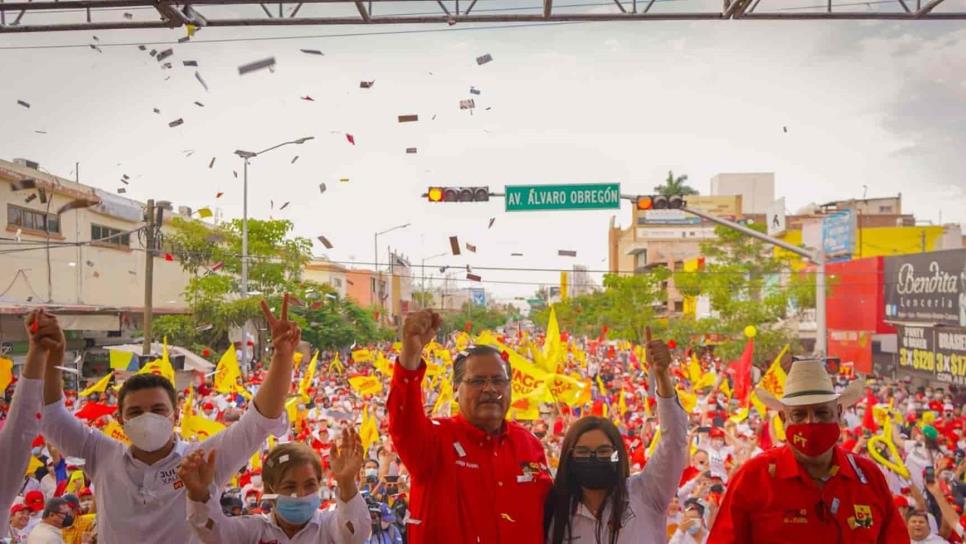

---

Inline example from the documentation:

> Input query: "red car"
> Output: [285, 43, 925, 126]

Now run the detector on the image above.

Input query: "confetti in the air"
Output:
[279, 202, 290, 210]
[194, 101, 205, 107]
[346, 134, 355, 145]
[183, 60, 199, 67]
[169, 118, 184, 128]
[124, 12, 134, 19]
[138, 45, 146, 50]
[238, 57, 276, 75]
[89, 44, 103, 53]
[34, 130, 47, 134]
[117, 188, 127, 194]
[156, 48, 174, 62]
[149, 49, 157, 57]
[195, 71, 209, 92]
[449, 236, 461, 256]
[476, 54, 493, 65]
[406, 148, 417, 154]
[558, 250, 577, 257]
[511, 252, 523, 257]
[467, 273, 481, 282]
[291, 156, 299, 164]
[177, 36, 190, 44]
[398, 114, 418, 123]
[209, 157, 216, 168]
[488, 218, 495, 229]
[233, 171, 238, 178]
[360, 81, 374, 89]
[317, 236, 333, 249]
[153, 108, 161, 114]
[470, 87, 481, 95]
[318, 183, 327, 194]
[466, 243, 477, 253]
[17, 100, 30, 109]
[339, 178, 349, 183]
[300, 49, 324, 55]
[301, 96, 314, 101]
[216, 192, 224, 198]
[459, 99, 475, 110]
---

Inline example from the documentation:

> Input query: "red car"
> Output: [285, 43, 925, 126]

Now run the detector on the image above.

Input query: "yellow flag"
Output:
[102, 419, 131, 445]
[329, 354, 345, 374]
[65, 469, 86, 496]
[729, 406, 750, 423]
[182, 388, 195, 419]
[250, 450, 263, 472]
[214, 344, 250, 398]
[772, 413, 786, 441]
[79, 371, 113, 397]
[619, 387, 628, 417]
[676, 387, 697, 414]
[758, 345, 789, 399]
[719, 378, 733, 399]
[432, 378, 454, 417]
[373, 353, 393, 378]
[25, 456, 44, 477]
[688, 355, 703, 385]
[546, 373, 592, 407]
[197, 207, 213, 219]
[299, 351, 319, 400]
[0, 357, 13, 393]
[596, 374, 608, 396]
[455, 332, 470, 351]
[508, 382, 547, 421]
[138, 337, 175, 384]
[109, 349, 135, 371]
[750, 391, 767, 417]
[360, 406, 379, 453]
[182, 414, 226, 441]
[541, 306, 563, 373]
[285, 397, 305, 431]
[349, 375, 383, 397]
[351, 349, 373, 363]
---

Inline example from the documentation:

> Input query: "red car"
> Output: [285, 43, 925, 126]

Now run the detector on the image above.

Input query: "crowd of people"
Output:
[1, 301, 965, 544]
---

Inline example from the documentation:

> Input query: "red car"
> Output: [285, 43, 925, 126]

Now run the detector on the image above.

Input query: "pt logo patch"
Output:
[847, 504, 873, 529]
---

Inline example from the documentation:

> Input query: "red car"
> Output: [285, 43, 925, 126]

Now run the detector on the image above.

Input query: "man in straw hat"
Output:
[707, 358, 910, 543]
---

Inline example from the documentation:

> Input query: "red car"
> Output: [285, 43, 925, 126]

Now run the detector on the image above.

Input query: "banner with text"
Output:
[897, 324, 966, 386]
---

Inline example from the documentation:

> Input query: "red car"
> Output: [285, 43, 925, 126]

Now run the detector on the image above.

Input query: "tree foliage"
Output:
[154, 217, 390, 356]
[653, 170, 700, 197]
[440, 303, 522, 336]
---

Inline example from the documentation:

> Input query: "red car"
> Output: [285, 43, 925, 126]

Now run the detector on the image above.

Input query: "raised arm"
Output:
[179, 449, 258, 544]
[39, 313, 118, 469]
[387, 310, 443, 480]
[0, 311, 55, 528]
[325, 427, 370, 543]
[252, 294, 300, 419]
[630, 327, 688, 513]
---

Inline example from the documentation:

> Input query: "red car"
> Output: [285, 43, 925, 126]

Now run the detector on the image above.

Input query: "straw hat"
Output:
[757, 359, 863, 411]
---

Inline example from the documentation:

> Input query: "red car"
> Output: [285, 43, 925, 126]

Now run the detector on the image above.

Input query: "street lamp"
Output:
[374, 223, 410, 316]
[421, 252, 448, 292]
[233, 136, 314, 295]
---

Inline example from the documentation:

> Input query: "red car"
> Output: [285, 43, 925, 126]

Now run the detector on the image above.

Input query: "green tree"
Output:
[654, 170, 699, 197]
[411, 289, 435, 310]
[672, 224, 815, 363]
[440, 303, 520, 336]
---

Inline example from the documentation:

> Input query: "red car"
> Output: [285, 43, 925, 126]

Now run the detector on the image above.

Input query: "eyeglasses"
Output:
[572, 446, 617, 460]
[462, 377, 510, 389]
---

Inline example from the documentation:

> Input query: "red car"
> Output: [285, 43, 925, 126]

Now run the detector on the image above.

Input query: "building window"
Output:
[673, 300, 684, 313]
[332, 278, 343, 288]
[370, 278, 376, 292]
[91, 224, 130, 248]
[879, 206, 893, 213]
[7, 204, 60, 234]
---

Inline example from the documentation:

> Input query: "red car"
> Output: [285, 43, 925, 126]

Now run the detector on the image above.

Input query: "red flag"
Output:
[598, 325, 608, 343]
[759, 416, 775, 451]
[74, 402, 117, 421]
[729, 337, 755, 405]
[346, 133, 355, 145]
[862, 388, 878, 433]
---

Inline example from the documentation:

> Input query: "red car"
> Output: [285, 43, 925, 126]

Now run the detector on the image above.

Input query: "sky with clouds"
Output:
[3, 2, 965, 303]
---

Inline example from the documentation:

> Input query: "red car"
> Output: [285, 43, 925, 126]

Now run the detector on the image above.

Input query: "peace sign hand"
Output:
[260, 293, 301, 362]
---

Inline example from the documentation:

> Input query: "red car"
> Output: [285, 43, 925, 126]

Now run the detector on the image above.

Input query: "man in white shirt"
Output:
[40, 296, 302, 544]
[25, 497, 70, 544]
[906, 510, 948, 544]
[0, 311, 55, 532]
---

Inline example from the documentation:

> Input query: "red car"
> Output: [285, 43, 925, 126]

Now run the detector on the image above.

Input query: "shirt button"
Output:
[498, 481, 503, 487]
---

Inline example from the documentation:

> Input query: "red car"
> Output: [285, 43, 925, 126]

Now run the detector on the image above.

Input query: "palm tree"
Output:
[654, 171, 699, 197]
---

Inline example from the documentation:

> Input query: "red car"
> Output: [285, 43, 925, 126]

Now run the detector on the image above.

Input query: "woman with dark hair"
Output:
[547, 329, 688, 544]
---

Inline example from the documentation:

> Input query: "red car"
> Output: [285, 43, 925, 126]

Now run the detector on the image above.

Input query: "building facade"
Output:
[302, 259, 348, 298]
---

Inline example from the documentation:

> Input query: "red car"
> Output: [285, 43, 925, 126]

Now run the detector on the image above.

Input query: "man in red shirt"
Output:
[708, 359, 909, 544]
[388, 310, 552, 544]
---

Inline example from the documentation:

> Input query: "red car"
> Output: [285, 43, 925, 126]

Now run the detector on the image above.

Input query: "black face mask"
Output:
[569, 458, 619, 490]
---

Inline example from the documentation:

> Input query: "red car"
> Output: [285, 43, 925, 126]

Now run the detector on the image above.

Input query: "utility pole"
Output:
[142, 199, 155, 356]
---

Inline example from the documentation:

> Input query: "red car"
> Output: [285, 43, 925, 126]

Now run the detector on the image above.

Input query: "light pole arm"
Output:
[682, 207, 818, 261]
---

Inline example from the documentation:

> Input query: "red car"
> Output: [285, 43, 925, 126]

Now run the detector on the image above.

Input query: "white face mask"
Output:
[123, 412, 174, 452]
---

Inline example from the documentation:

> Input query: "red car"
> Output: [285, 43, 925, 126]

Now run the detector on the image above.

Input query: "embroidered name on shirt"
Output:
[783, 509, 808, 524]
[159, 468, 179, 485]
[455, 460, 480, 469]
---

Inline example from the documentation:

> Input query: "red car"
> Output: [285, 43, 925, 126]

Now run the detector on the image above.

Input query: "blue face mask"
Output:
[686, 523, 701, 535]
[275, 493, 321, 525]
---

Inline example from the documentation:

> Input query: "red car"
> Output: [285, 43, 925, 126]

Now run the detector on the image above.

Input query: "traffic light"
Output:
[635, 194, 686, 210]
[426, 186, 490, 202]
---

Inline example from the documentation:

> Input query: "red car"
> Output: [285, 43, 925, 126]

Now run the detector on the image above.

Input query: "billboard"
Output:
[884, 249, 966, 327]
[897, 324, 966, 386]
[822, 210, 856, 259]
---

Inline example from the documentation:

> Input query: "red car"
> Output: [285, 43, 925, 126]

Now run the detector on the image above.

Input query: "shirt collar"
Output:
[123, 438, 189, 465]
[776, 445, 855, 481]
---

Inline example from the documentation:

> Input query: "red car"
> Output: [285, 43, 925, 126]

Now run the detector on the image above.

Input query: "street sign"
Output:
[767, 197, 786, 236]
[822, 210, 856, 260]
[504, 183, 620, 212]
[470, 288, 487, 306]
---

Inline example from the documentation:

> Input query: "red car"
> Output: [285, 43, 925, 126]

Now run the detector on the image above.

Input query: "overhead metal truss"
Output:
[0, 0, 962, 33]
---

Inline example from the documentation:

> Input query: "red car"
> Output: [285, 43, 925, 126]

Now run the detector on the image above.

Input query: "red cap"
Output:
[10, 503, 29, 516]
[31, 435, 45, 448]
[202, 401, 215, 411]
[709, 427, 725, 439]
[24, 490, 45, 512]
[79, 487, 93, 497]
[893, 495, 910, 509]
